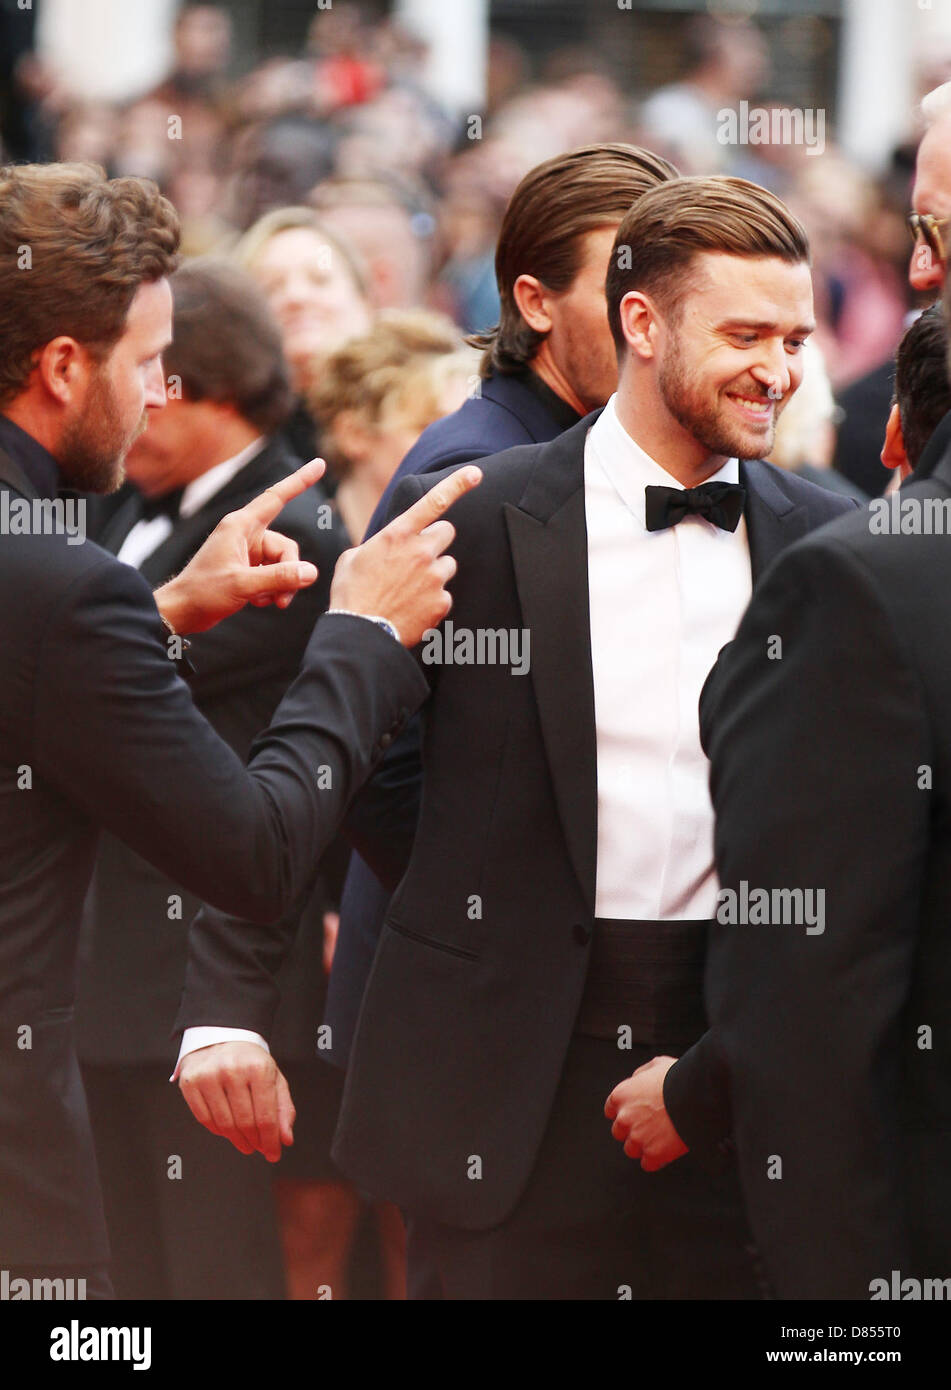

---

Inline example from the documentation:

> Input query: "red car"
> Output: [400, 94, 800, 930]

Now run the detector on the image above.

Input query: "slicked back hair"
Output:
[605, 175, 810, 352]
[471, 143, 678, 377]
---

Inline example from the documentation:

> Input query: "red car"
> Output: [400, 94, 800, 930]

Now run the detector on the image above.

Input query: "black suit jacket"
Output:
[177, 412, 851, 1228]
[704, 445, 951, 1298]
[0, 442, 426, 1265]
[328, 370, 576, 1061]
[76, 438, 347, 1063]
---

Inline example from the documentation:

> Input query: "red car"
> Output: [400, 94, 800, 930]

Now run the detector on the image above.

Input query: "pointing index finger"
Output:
[245, 459, 327, 528]
[396, 465, 482, 535]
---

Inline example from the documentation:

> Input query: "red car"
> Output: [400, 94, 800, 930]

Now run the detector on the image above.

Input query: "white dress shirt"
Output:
[174, 395, 754, 1073]
[117, 438, 266, 569]
[585, 394, 751, 919]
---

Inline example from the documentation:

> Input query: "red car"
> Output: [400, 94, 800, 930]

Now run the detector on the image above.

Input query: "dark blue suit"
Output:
[327, 371, 575, 1064]
[364, 369, 572, 539]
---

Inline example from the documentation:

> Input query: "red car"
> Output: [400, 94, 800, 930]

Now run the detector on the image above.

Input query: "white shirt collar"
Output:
[588, 395, 739, 530]
[179, 437, 267, 519]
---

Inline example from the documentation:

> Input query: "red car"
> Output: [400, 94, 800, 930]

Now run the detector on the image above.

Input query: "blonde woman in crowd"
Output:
[310, 309, 479, 542]
[234, 206, 374, 461]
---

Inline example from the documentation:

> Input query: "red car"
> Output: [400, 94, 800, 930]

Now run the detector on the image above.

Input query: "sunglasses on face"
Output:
[908, 212, 951, 265]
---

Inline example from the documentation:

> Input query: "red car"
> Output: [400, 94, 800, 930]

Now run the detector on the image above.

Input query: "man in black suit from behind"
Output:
[178, 177, 853, 1298]
[0, 161, 477, 1297]
[76, 260, 348, 1299]
[695, 86, 951, 1300]
[703, 246, 951, 1304]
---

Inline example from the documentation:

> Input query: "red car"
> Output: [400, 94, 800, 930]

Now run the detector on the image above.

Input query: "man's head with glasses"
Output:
[909, 81, 951, 295]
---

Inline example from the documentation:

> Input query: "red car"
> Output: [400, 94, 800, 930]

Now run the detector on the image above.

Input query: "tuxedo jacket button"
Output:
[379, 732, 393, 750]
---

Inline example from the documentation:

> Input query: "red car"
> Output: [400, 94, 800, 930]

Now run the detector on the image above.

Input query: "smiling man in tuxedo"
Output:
[330, 143, 678, 1083]
[174, 142, 678, 1299]
[177, 176, 854, 1298]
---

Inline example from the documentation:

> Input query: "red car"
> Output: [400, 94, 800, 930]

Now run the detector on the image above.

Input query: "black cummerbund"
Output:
[574, 916, 711, 1051]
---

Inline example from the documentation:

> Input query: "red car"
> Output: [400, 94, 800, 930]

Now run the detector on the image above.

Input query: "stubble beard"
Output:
[657, 338, 780, 463]
[58, 368, 147, 494]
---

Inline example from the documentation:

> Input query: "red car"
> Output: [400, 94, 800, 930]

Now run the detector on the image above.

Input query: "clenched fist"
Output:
[177, 1040, 295, 1163]
[604, 1055, 689, 1172]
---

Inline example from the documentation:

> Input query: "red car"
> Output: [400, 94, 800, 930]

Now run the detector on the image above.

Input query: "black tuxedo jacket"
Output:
[329, 370, 576, 1062]
[177, 411, 851, 1229]
[76, 438, 347, 1064]
[704, 443, 951, 1298]
[0, 442, 425, 1266]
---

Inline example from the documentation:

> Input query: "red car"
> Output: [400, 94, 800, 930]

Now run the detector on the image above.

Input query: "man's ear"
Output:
[512, 274, 553, 335]
[35, 336, 89, 406]
[618, 291, 659, 362]
[881, 402, 910, 479]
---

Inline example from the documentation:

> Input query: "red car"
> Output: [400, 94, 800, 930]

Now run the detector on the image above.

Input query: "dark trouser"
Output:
[411, 1036, 759, 1300]
[81, 1063, 285, 1301]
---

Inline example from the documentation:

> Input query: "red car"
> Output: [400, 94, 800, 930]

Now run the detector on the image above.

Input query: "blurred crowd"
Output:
[1, 5, 947, 458]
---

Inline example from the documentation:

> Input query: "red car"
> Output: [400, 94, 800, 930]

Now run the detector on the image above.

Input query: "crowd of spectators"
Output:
[2, 7, 945, 443]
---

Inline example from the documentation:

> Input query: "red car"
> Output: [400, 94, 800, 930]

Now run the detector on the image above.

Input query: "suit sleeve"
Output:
[175, 717, 430, 1042]
[344, 466, 477, 893]
[341, 471, 434, 887]
[661, 1030, 731, 1164]
[33, 557, 428, 924]
[665, 496, 863, 1154]
[705, 536, 930, 1298]
[175, 474, 435, 1040]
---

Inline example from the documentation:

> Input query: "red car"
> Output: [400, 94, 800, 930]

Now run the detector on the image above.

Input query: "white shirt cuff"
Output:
[170, 1026, 270, 1081]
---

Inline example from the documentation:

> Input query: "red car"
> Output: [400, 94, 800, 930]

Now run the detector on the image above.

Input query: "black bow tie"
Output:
[644, 481, 746, 534]
[139, 488, 184, 523]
